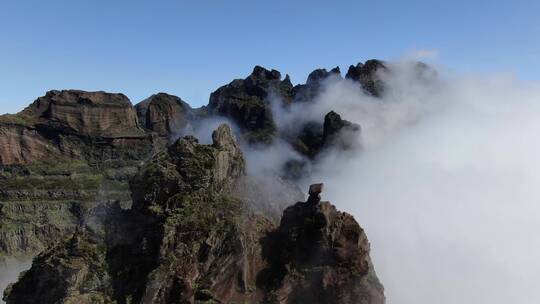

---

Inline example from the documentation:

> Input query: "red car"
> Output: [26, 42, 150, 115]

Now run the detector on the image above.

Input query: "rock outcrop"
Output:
[346, 60, 387, 96]
[0, 160, 136, 261]
[291, 110, 361, 159]
[208, 66, 294, 144]
[136, 93, 196, 138]
[293, 66, 342, 103]
[259, 183, 385, 303]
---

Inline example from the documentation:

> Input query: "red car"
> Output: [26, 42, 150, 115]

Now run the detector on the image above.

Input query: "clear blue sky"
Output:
[1, 0, 539, 114]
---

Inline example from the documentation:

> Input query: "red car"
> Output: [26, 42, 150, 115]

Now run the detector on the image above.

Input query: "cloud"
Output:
[242, 58, 540, 303]
[301, 61, 540, 304]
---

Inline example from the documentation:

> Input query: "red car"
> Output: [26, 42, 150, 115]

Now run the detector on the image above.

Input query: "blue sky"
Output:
[1, 0, 539, 114]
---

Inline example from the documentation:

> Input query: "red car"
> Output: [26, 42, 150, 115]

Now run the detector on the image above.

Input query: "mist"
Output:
[298, 61, 540, 303]
[180, 59, 540, 303]
[0, 259, 32, 303]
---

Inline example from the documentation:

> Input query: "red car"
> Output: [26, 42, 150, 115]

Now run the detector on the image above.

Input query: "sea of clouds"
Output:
[275, 59, 540, 304]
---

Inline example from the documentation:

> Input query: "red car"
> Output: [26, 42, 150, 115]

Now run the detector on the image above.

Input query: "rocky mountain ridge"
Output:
[0, 60, 391, 303]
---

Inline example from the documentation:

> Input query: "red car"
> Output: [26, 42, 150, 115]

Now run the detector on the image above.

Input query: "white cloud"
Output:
[302, 62, 540, 304]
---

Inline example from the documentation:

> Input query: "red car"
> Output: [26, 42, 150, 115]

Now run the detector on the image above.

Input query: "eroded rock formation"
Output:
[4, 125, 384, 303]
[136, 93, 196, 138]
[208, 66, 293, 144]
[0, 90, 156, 165]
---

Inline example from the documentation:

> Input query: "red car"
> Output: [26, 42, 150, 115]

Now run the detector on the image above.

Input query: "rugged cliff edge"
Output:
[3, 124, 384, 304]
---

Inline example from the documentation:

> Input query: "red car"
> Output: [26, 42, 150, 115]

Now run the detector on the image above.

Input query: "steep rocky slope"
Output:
[207, 60, 384, 147]
[4, 125, 384, 304]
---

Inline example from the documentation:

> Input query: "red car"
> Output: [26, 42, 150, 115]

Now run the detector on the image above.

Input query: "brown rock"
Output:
[0, 90, 157, 165]
[27, 90, 143, 138]
[258, 187, 385, 304]
[0, 125, 55, 164]
[208, 65, 294, 144]
[136, 93, 194, 138]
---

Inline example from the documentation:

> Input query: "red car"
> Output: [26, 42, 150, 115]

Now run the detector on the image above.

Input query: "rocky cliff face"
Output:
[208, 66, 294, 144]
[0, 125, 51, 165]
[26, 90, 143, 138]
[4, 125, 384, 304]
[345, 60, 387, 97]
[136, 93, 196, 139]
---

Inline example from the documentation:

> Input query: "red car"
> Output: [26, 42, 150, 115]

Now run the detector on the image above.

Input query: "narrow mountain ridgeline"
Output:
[0, 60, 391, 303]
